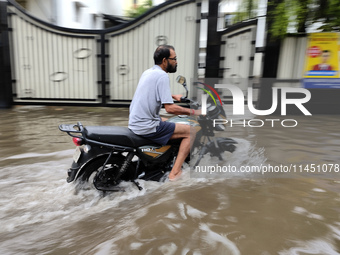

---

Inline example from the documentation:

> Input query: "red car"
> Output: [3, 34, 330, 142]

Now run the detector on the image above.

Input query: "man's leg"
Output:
[168, 123, 196, 180]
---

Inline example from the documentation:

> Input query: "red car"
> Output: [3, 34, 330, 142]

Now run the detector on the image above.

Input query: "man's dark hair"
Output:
[153, 45, 175, 65]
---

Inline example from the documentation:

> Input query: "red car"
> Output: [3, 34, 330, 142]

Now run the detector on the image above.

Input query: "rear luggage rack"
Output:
[59, 122, 84, 134]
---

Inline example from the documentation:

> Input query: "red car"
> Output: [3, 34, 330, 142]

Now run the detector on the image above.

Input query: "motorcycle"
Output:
[59, 76, 237, 192]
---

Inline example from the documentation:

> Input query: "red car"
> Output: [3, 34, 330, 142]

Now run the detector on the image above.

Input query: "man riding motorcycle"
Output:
[128, 45, 199, 181]
[59, 46, 237, 190]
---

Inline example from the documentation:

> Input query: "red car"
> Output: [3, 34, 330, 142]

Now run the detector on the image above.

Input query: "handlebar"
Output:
[180, 97, 200, 109]
[180, 96, 191, 104]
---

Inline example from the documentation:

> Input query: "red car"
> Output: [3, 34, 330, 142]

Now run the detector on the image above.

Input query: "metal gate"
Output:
[5, 0, 200, 106]
[218, 20, 258, 102]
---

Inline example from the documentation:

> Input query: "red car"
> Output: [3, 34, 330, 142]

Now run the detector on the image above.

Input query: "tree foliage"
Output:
[233, 0, 259, 23]
[126, 0, 153, 18]
[269, 0, 340, 39]
[233, 0, 340, 39]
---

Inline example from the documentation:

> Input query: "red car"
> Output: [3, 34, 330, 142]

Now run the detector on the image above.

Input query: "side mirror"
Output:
[176, 75, 186, 86]
[176, 75, 188, 98]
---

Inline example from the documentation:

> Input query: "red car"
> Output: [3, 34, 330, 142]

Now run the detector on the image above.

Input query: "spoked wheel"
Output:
[76, 154, 134, 192]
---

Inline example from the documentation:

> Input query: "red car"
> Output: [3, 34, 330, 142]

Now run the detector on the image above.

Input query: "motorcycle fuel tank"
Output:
[167, 115, 201, 132]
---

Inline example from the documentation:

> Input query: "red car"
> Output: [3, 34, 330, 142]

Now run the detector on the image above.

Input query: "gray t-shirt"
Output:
[128, 65, 174, 135]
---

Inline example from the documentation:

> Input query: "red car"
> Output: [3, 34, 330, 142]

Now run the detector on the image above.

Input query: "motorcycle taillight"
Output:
[72, 137, 83, 146]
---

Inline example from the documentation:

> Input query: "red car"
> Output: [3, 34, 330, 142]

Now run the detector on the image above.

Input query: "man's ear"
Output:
[159, 58, 167, 69]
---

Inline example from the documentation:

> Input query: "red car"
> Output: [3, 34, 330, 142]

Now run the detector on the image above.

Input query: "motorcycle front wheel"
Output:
[76, 154, 135, 191]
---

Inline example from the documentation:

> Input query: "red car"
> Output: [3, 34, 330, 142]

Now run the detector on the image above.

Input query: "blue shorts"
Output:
[141, 121, 176, 145]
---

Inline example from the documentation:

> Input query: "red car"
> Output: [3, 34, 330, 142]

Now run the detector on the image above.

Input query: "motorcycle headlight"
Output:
[207, 104, 220, 119]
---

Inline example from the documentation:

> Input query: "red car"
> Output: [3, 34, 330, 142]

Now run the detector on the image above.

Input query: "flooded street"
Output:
[1, 105, 340, 254]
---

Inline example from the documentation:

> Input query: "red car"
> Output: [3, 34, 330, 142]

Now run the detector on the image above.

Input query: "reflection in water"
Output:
[0, 106, 340, 254]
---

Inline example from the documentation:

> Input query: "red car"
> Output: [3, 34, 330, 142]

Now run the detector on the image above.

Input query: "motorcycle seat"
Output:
[84, 126, 160, 148]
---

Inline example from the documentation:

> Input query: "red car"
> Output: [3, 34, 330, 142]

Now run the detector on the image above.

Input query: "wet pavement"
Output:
[0, 105, 340, 254]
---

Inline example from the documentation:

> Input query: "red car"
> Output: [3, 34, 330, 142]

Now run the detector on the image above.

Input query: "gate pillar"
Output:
[0, 1, 13, 108]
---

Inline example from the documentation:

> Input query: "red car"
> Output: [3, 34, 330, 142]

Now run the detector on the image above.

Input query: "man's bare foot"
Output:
[168, 170, 182, 181]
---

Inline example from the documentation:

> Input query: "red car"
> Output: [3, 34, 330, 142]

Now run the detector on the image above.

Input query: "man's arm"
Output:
[164, 103, 199, 116]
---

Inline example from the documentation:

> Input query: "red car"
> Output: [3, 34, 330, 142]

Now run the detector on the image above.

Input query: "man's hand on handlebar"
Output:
[172, 94, 183, 102]
[171, 94, 204, 115]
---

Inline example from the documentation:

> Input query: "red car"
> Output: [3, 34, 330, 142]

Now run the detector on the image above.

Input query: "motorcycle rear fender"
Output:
[67, 146, 114, 183]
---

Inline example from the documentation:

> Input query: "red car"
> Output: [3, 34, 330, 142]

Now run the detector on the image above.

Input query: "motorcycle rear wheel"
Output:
[76, 154, 134, 191]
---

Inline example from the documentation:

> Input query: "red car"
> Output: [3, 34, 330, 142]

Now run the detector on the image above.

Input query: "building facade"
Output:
[16, 0, 162, 29]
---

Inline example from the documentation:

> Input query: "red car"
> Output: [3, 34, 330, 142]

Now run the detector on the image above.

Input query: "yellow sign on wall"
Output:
[303, 33, 340, 88]
[304, 33, 339, 77]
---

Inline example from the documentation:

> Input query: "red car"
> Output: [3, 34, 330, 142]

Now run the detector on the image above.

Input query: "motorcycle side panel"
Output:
[137, 145, 173, 163]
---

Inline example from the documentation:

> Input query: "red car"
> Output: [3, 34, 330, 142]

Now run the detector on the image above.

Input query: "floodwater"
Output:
[0, 105, 340, 255]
